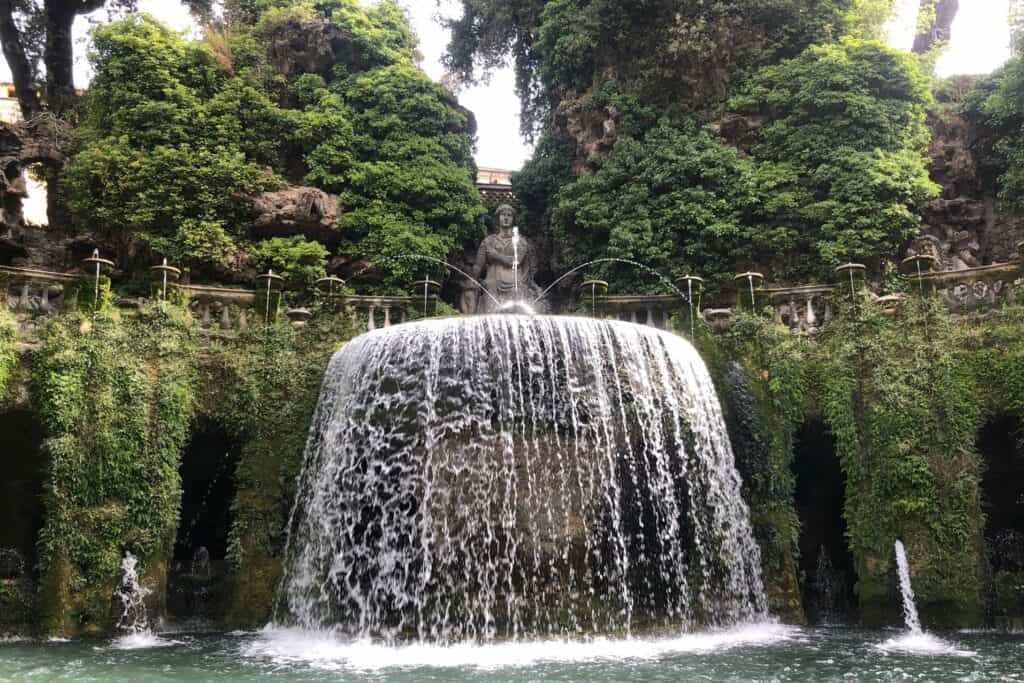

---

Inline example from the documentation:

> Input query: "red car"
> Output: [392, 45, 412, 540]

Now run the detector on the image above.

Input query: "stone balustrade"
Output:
[917, 262, 1024, 315]
[597, 295, 683, 330]
[763, 284, 837, 336]
[1, 266, 432, 333]
[0, 266, 77, 314]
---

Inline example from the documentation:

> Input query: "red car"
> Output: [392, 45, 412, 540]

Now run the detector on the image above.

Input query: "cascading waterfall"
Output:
[276, 316, 767, 642]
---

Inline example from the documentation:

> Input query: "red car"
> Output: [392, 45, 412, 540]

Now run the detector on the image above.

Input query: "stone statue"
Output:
[473, 204, 543, 313]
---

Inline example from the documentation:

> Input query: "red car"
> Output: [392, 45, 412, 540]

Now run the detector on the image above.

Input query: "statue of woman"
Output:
[473, 204, 541, 313]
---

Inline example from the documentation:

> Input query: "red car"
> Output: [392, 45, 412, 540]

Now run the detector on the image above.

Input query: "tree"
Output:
[0, 0, 140, 117]
[446, 0, 871, 138]
[731, 39, 938, 273]
[63, 2, 484, 291]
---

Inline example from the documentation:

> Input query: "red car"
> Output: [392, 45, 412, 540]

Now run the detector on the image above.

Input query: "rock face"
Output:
[910, 106, 1024, 270]
[250, 187, 342, 243]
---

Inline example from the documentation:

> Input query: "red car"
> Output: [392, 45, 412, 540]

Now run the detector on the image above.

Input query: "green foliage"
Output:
[65, 3, 483, 293]
[0, 306, 16, 402]
[814, 297, 985, 624]
[731, 39, 938, 273]
[201, 313, 360, 626]
[301, 63, 485, 288]
[550, 122, 752, 291]
[31, 305, 199, 637]
[543, 40, 936, 290]
[964, 56, 1024, 209]
[64, 15, 282, 272]
[252, 236, 328, 292]
[447, 0, 865, 137]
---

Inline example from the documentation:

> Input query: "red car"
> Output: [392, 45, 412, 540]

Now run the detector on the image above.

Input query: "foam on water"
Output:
[245, 622, 794, 671]
[876, 631, 976, 657]
[108, 633, 180, 650]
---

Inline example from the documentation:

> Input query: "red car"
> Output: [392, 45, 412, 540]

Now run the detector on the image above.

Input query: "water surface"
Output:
[2, 625, 1022, 682]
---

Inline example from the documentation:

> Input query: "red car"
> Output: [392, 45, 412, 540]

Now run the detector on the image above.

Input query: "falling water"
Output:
[116, 552, 150, 634]
[277, 316, 766, 643]
[893, 540, 921, 633]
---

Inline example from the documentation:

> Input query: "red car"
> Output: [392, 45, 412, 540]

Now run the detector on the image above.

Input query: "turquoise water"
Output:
[1, 624, 1022, 682]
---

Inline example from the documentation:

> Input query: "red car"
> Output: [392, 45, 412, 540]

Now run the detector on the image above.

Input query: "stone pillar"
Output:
[18, 283, 30, 311]
[805, 296, 818, 335]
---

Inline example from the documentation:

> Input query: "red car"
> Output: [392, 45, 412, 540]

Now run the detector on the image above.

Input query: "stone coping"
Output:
[918, 261, 1023, 284]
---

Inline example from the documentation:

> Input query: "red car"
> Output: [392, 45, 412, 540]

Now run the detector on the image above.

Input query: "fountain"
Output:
[276, 314, 767, 643]
[893, 540, 922, 634]
[115, 551, 150, 634]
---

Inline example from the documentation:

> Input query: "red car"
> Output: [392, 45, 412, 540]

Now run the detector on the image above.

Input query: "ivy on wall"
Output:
[812, 297, 985, 625]
[200, 311, 361, 627]
[696, 312, 809, 621]
[0, 306, 15, 402]
[31, 304, 199, 637]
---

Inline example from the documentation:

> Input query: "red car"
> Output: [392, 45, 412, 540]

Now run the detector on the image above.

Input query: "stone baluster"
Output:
[400, 309, 407, 324]
[630, 309, 639, 324]
[383, 305, 391, 328]
[368, 305, 377, 331]
[201, 299, 212, 328]
[18, 283, 30, 311]
[237, 309, 248, 331]
[220, 305, 232, 331]
[39, 286, 50, 314]
[805, 296, 818, 335]
[788, 298, 800, 334]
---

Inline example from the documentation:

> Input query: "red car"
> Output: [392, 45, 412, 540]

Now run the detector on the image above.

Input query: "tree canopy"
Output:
[61, 1, 485, 290]
[541, 39, 937, 290]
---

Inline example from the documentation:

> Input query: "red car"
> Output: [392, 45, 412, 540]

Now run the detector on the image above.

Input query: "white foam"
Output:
[876, 631, 975, 657]
[108, 632, 179, 650]
[244, 622, 793, 671]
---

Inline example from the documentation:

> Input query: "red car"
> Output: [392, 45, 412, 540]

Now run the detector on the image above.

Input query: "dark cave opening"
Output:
[0, 410, 47, 577]
[979, 416, 1024, 585]
[792, 420, 857, 623]
[168, 418, 241, 622]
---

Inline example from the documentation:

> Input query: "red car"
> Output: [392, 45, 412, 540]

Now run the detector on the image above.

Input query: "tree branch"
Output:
[0, 0, 42, 118]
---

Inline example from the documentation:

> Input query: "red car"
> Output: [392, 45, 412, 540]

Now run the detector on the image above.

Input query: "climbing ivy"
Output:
[696, 311, 810, 621]
[31, 304, 199, 637]
[0, 306, 16, 402]
[813, 297, 985, 625]
[200, 311, 361, 627]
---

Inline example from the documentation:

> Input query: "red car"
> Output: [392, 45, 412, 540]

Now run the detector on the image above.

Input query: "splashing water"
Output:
[116, 552, 151, 635]
[276, 315, 767, 642]
[877, 541, 974, 656]
[894, 540, 921, 633]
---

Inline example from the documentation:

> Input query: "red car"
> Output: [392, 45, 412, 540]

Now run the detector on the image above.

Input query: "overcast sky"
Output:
[0, 0, 1014, 172]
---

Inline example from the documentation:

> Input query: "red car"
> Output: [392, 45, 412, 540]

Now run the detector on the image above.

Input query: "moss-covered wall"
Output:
[4, 285, 1024, 636]
[697, 316, 808, 622]
[30, 304, 198, 637]
[197, 314, 360, 628]
[815, 298, 987, 627]
[698, 293, 1024, 628]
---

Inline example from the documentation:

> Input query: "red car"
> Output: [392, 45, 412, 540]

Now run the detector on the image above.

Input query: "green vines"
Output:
[0, 306, 15, 402]
[31, 305, 199, 637]
[697, 312, 810, 620]
[201, 312, 361, 627]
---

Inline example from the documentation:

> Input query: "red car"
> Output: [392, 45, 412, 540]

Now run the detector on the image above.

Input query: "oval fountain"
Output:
[274, 313, 768, 643]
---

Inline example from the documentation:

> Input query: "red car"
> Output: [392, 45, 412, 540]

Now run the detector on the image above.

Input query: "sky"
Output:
[0, 0, 1015, 173]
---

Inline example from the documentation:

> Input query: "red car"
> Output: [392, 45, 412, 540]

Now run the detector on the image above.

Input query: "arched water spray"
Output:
[276, 315, 767, 642]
